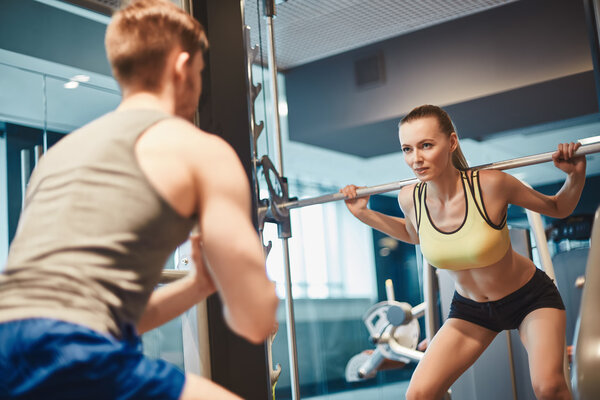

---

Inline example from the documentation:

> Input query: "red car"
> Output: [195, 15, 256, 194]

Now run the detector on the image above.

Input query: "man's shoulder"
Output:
[150, 118, 238, 162]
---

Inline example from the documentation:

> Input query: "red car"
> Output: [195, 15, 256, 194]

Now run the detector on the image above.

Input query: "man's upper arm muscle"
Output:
[190, 133, 277, 342]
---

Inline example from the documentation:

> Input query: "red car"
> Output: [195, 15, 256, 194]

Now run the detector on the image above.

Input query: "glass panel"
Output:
[0, 63, 44, 127]
[45, 75, 120, 132]
[142, 310, 187, 371]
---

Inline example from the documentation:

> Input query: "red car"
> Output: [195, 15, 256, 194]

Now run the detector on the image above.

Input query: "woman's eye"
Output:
[422, 143, 432, 149]
[402, 147, 411, 153]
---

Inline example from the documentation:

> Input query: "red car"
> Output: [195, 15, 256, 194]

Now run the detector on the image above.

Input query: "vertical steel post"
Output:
[505, 331, 519, 400]
[263, 1, 300, 398]
[20, 149, 31, 206]
[265, 15, 284, 174]
[422, 256, 437, 342]
[422, 255, 451, 399]
[281, 238, 300, 399]
[525, 207, 572, 394]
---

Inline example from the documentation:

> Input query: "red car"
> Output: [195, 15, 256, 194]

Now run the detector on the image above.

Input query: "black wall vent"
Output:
[354, 53, 385, 88]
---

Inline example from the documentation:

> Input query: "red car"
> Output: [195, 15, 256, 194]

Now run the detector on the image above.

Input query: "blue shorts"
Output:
[448, 268, 565, 332]
[0, 318, 186, 399]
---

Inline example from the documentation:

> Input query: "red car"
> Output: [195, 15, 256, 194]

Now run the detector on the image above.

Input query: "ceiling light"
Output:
[64, 81, 79, 89]
[278, 102, 288, 116]
[71, 74, 90, 83]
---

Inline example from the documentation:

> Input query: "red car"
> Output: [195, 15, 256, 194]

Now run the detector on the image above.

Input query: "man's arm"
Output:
[137, 235, 216, 335]
[137, 274, 209, 334]
[193, 134, 278, 344]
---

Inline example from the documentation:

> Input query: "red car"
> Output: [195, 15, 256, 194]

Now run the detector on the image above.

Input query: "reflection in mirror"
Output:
[245, 0, 600, 399]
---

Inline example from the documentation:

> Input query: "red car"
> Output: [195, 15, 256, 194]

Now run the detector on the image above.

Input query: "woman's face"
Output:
[399, 116, 456, 181]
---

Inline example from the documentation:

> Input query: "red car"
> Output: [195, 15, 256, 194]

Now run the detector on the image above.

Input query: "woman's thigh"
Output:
[519, 308, 570, 395]
[407, 318, 498, 398]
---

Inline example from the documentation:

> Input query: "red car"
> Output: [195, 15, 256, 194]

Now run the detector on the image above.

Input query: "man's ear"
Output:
[174, 51, 191, 80]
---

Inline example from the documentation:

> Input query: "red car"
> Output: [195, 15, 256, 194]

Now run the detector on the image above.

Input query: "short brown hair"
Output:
[400, 104, 469, 171]
[105, 0, 208, 91]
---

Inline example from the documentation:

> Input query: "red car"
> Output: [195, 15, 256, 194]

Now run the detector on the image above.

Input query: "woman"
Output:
[341, 104, 586, 400]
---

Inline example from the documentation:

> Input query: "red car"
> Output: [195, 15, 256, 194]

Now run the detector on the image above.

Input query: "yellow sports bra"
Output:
[413, 170, 511, 270]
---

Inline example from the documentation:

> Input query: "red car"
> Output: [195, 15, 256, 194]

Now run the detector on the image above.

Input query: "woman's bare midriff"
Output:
[448, 245, 537, 302]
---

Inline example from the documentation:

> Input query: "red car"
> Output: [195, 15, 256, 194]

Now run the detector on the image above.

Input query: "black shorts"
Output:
[448, 268, 565, 332]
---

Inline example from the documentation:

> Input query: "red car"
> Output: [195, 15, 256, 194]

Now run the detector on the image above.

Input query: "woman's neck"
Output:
[426, 166, 463, 202]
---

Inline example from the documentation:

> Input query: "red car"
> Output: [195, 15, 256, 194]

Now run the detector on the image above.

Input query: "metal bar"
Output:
[42, 75, 48, 153]
[358, 347, 386, 378]
[389, 345, 424, 363]
[159, 269, 189, 284]
[20, 149, 31, 207]
[263, 2, 300, 398]
[259, 229, 279, 400]
[411, 302, 426, 318]
[422, 256, 437, 342]
[385, 278, 395, 301]
[282, 138, 600, 210]
[34, 145, 43, 167]
[525, 208, 555, 279]
[266, 16, 285, 175]
[282, 239, 300, 400]
[505, 331, 519, 400]
[243, 22, 267, 237]
[422, 253, 452, 400]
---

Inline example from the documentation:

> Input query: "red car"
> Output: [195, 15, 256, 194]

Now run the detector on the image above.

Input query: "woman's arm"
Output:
[499, 142, 586, 219]
[340, 184, 419, 244]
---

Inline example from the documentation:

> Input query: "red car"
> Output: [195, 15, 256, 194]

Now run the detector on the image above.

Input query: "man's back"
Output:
[0, 1, 278, 398]
[0, 110, 194, 337]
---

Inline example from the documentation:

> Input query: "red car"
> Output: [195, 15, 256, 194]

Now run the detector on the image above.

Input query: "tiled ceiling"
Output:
[70, 0, 518, 70]
[243, 0, 518, 70]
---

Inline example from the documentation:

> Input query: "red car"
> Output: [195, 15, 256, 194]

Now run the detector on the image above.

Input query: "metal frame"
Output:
[242, 1, 299, 398]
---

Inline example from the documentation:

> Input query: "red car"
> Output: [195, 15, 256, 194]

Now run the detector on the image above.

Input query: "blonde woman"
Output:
[342, 104, 586, 400]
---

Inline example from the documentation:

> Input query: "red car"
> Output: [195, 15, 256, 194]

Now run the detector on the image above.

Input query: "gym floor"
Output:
[305, 381, 410, 400]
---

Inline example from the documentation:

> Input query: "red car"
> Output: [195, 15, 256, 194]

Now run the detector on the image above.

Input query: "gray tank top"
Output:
[0, 110, 195, 337]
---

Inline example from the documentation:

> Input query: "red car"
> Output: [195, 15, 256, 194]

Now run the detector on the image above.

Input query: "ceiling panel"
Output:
[244, 0, 517, 69]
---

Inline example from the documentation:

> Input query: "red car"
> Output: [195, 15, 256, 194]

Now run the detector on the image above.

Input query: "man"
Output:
[0, 0, 278, 399]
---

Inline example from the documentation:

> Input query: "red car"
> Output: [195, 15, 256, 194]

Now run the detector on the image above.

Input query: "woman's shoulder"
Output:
[397, 183, 418, 213]
[398, 182, 419, 197]
[472, 169, 512, 197]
